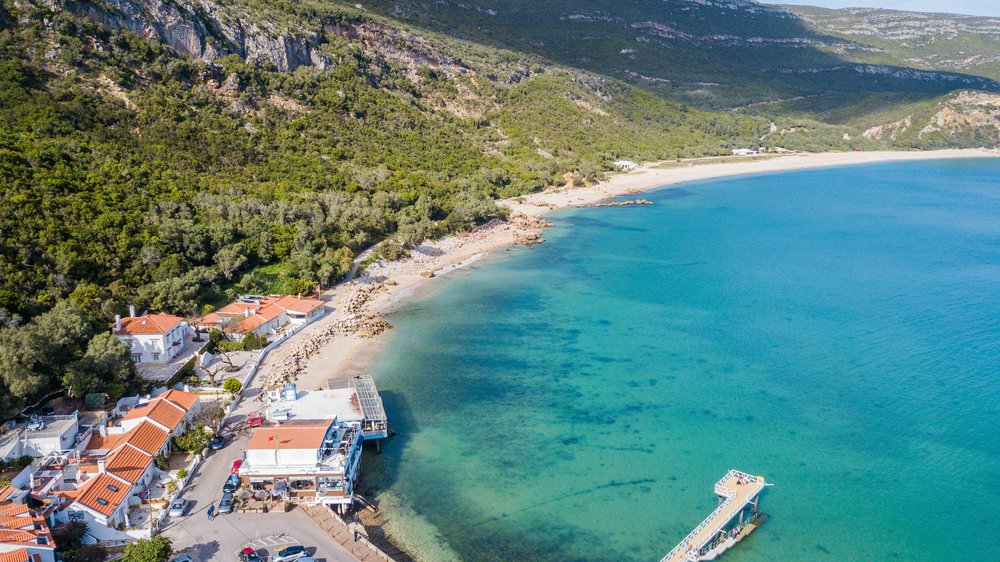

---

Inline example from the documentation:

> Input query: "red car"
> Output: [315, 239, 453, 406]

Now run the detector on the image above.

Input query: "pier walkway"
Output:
[660, 470, 768, 562]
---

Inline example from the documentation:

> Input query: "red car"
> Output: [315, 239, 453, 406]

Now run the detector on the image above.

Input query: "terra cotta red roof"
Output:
[112, 313, 184, 336]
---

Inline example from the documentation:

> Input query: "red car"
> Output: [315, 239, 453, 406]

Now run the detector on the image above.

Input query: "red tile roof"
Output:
[196, 295, 324, 334]
[84, 433, 124, 451]
[74, 473, 130, 517]
[124, 421, 170, 455]
[272, 295, 325, 314]
[247, 424, 330, 451]
[0, 488, 55, 553]
[112, 313, 184, 336]
[105, 446, 150, 484]
[0, 548, 29, 562]
[0, 505, 29, 518]
[161, 389, 199, 411]
[123, 399, 185, 431]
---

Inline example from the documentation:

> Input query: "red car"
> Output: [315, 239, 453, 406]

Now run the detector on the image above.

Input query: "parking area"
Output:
[161, 397, 358, 562]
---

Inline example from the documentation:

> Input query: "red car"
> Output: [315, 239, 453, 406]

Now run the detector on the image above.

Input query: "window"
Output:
[152, 353, 160, 361]
[107, 484, 119, 492]
[96, 498, 108, 506]
[131, 354, 142, 363]
[318, 477, 343, 492]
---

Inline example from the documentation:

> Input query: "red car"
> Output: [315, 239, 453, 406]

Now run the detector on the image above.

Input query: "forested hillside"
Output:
[1, 0, 1000, 418]
[0, 0, 765, 417]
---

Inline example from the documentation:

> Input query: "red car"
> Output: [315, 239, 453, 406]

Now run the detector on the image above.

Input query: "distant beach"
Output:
[251, 148, 998, 397]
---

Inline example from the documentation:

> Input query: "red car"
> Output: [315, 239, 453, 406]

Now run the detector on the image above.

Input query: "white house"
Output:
[112, 307, 188, 363]
[194, 295, 326, 339]
[732, 148, 759, 156]
[60, 472, 132, 533]
[613, 159, 639, 171]
[238, 420, 363, 510]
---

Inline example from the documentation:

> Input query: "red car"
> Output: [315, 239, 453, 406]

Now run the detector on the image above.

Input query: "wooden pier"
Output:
[660, 470, 769, 562]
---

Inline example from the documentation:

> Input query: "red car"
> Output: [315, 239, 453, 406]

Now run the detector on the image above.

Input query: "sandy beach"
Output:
[252, 148, 998, 394]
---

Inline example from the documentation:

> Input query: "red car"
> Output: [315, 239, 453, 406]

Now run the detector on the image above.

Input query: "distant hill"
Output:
[785, 5, 1000, 82]
[357, 0, 1000, 109]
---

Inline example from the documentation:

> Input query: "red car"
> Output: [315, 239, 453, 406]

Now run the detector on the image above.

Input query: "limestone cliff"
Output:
[50, 0, 328, 71]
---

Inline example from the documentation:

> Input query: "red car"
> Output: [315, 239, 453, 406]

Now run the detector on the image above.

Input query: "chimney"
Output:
[128, 304, 136, 318]
[114, 315, 122, 331]
[97, 458, 106, 474]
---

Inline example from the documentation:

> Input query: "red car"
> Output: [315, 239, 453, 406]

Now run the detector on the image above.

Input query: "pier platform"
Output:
[660, 469, 769, 562]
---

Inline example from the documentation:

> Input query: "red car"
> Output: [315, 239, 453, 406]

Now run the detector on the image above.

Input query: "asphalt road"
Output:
[161, 393, 357, 562]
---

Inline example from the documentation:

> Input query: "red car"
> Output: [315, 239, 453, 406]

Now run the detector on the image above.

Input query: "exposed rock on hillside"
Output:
[57, 0, 328, 71]
[920, 91, 1000, 137]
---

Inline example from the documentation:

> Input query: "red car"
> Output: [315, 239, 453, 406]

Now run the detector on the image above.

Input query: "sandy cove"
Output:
[251, 148, 998, 394]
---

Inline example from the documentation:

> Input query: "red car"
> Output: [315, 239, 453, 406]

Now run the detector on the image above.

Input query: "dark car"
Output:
[273, 545, 307, 562]
[218, 492, 234, 514]
[238, 547, 262, 562]
[209, 435, 226, 450]
[39, 406, 55, 416]
[223, 474, 240, 494]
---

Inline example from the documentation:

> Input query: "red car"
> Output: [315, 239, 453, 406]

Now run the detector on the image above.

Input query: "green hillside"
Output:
[1, 0, 1000, 417]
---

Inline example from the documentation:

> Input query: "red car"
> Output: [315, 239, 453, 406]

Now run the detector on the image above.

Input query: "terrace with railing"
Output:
[660, 469, 768, 562]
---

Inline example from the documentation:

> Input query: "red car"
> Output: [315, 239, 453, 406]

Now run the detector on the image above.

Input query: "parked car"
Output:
[231, 459, 243, 474]
[247, 412, 263, 427]
[39, 406, 55, 416]
[168, 498, 189, 517]
[223, 474, 240, 493]
[238, 547, 262, 562]
[218, 492, 234, 514]
[273, 545, 308, 562]
[297, 558, 315, 562]
[171, 556, 194, 562]
[209, 435, 226, 450]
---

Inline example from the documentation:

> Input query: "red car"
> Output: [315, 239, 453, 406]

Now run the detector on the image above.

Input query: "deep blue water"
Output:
[362, 159, 1000, 561]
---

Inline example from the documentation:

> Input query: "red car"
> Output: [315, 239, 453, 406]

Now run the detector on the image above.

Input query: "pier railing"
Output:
[659, 470, 765, 562]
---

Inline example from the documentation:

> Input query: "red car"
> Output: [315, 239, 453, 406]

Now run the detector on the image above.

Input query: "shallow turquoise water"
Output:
[362, 160, 1000, 562]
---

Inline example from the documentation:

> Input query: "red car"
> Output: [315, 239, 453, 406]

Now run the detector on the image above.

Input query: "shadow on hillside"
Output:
[358, 0, 1000, 111]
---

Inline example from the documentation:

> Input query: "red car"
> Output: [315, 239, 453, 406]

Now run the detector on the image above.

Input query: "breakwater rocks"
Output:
[590, 199, 653, 208]
[513, 214, 552, 246]
[332, 314, 392, 338]
[347, 282, 388, 315]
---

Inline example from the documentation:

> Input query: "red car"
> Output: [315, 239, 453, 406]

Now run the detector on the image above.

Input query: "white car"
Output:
[168, 498, 189, 517]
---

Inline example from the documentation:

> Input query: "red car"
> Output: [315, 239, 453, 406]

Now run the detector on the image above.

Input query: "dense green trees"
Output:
[121, 536, 173, 562]
[0, 301, 136, 416]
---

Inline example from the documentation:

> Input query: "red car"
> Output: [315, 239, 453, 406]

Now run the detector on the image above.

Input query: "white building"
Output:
[732, 148, 759, 156]
[613, 160, 639, 171]
[111, 307, 188, 363]
[266, 378, 388, 440]
[194, 295, 326, 340]
[238, 420, 363, 510]
[0, 414, 79, 461]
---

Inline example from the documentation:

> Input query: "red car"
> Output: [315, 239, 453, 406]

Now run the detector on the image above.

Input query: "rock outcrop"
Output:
[55, 0, 329, 71]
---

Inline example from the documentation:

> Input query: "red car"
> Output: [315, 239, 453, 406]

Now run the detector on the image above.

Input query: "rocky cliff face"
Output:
[52, 0, 329, 71]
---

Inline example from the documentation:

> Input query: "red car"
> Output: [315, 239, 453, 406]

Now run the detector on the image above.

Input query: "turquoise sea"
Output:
[362, 159, 1000, 562]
